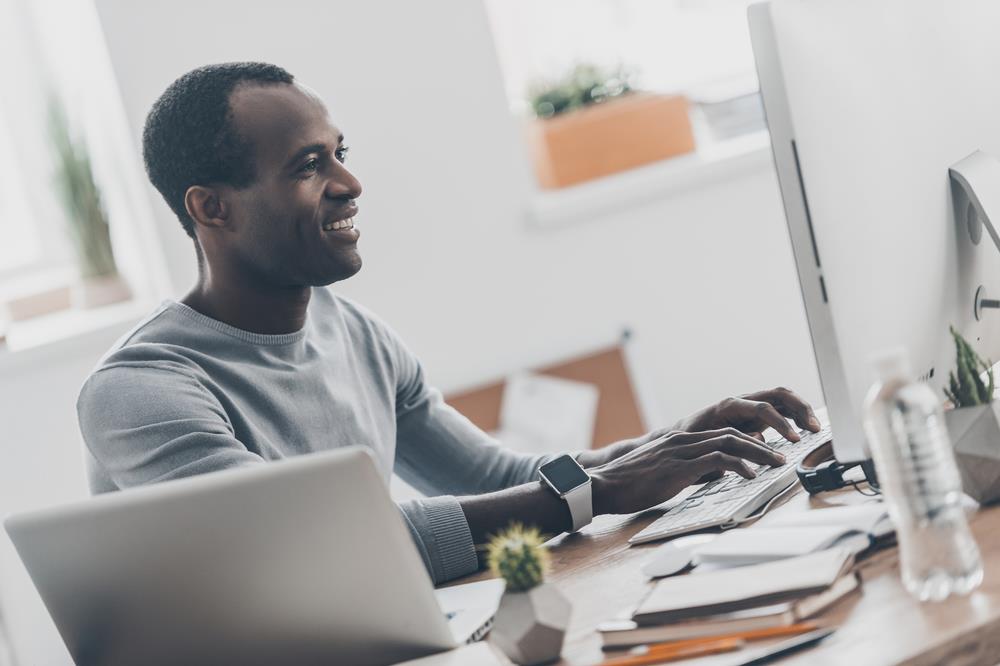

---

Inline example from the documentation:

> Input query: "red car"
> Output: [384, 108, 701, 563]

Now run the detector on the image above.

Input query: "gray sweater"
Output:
[77, 288, 553, 584]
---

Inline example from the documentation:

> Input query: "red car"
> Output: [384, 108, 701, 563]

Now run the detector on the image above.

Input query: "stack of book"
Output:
[600, 548, 858, 649]
[692, 503, 893, 568]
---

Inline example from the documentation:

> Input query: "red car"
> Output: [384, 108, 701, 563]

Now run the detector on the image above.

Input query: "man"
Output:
[78, 62, 820, 584]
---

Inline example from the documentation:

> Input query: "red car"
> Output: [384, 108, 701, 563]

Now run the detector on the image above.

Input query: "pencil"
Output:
[719, 621, 820, 643]
[602, 620, 822, 653]
[600, 637, 744, 666]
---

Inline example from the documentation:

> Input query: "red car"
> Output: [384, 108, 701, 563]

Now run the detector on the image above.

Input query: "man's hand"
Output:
[673, 387, 820, 442]
[577, 386, 819, 469]
[588, 428, 785, 515]
[461, 390, 813, 547]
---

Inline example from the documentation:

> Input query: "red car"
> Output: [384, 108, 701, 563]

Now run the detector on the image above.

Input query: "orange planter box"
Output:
[527, 93, 696, 189]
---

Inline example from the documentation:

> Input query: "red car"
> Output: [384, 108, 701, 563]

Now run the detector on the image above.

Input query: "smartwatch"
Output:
[538, 454, 593, 532]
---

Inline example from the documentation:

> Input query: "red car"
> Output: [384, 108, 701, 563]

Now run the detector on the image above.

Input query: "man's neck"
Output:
[181, 278, 313, 336]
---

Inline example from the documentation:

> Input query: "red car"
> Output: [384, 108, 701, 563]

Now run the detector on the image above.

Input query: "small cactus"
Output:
[487, 523, 550, 593]
[944, 325, 995, 408]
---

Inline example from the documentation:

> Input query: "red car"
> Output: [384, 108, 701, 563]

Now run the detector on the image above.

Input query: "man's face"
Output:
[220, 83, 363, 287]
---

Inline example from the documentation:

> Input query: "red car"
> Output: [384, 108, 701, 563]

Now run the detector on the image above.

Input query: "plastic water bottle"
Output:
[862, 348, 983, 601]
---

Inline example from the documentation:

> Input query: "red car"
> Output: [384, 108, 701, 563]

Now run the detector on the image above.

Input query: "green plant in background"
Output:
[945, 325, 995, 407]
[48, 96, 118, 279]
[527, 63, 634, 119]
[487, 522, 550, 592]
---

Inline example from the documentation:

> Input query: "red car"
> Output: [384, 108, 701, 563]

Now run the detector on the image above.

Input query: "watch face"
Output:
[540, 455, 590, 494]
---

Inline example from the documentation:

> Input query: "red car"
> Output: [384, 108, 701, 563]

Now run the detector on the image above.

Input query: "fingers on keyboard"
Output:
[675, 434, 786, 467]
[690, 452, 756, 480]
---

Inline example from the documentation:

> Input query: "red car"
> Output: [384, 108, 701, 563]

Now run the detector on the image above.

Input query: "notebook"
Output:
[693, 503, 892, 568]
[600, 573, 857, 648]
[632, 548, 854, 626]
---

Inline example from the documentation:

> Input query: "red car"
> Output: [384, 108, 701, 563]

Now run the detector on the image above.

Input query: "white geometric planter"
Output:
[945, 402, 1000, 504]
[490, 583, 570, 665]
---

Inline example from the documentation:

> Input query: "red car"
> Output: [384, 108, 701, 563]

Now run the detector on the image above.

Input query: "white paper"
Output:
[761, 502, 892, 536]
[497, 372, 599, 453]
[693, 526, 870, 567]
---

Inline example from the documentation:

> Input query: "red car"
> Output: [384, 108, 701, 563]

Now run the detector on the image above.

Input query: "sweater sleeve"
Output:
[379, 326, 569, 583]
[397, 496, 479, 584]
[77, 362, 266, 490]
[390, 342, 555, 495]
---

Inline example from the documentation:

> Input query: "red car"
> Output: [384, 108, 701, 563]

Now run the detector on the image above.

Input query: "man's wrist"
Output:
[589, 469, 611, 515]
[539, 454, 594, 532]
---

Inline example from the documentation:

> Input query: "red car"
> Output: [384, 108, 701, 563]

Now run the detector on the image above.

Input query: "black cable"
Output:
[848, 479, 881, 497]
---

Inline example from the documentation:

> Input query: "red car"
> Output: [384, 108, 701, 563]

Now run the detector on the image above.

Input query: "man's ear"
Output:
[184, 185, 230, 231]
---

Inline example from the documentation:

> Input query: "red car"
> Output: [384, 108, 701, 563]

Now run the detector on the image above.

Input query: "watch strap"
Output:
[563, 481, 593, 532]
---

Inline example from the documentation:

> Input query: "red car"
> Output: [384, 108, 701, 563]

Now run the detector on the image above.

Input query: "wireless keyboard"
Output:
[628, 419, 833, 545]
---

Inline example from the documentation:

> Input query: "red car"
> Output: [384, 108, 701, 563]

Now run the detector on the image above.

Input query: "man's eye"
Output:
[335, 146, 350, 164]
[300, 158, 319, 174]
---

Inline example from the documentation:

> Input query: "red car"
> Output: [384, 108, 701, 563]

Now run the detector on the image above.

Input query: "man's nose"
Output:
[325, 164, 363, 200]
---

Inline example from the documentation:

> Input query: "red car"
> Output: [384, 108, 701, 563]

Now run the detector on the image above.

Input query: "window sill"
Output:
[526, 130, 772, 229]
[0, 298, 153, 374]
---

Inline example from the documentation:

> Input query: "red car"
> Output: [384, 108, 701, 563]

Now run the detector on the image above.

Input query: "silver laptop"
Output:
[5, 447, 502, 666]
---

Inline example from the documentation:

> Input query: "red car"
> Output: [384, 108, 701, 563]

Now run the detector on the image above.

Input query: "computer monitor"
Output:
[749, 0, 1000, 463]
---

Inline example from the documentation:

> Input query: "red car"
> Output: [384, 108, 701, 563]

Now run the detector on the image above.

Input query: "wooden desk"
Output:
[452, 489, 1000, 666]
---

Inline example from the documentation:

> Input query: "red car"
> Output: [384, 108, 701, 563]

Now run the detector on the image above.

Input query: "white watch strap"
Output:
[563, 481, 593, 532]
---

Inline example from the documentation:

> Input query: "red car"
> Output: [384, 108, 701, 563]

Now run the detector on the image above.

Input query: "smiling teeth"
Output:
[323, 217, 355, 231]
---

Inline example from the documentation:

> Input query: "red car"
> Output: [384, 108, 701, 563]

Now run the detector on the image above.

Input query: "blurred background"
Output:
[0, 0, 823, 662]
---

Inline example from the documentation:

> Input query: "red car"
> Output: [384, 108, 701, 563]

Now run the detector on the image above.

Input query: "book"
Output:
[693, 502, 892, 568]
[600, 573, 857, 648]
[761, 502, 892, 536]
[632, 548, 854, 626]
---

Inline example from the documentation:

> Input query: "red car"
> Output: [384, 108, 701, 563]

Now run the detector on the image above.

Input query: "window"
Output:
[485, 0, 760, 114]
[0, 0, 77, 295]
[486, 0, 771, 221]
[0, 0, 169, 349]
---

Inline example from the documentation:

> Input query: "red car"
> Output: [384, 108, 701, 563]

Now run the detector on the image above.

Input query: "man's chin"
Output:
[317, 255, 363, 286]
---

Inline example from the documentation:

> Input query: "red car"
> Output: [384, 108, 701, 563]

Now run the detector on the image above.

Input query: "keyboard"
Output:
[628, 418, 833, 545]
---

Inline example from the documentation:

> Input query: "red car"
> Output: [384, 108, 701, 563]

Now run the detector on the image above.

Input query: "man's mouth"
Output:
[322, 217, 355, 232]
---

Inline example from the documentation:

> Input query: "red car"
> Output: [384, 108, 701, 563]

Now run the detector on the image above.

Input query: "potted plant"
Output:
[487, 523, 570, 665]
[525, 63, 695, 189]
[49, 97, 131, 309]
[943, 325, 1000, 503]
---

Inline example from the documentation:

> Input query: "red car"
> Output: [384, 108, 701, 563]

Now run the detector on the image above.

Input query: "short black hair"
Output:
[142, 62, 294, 239]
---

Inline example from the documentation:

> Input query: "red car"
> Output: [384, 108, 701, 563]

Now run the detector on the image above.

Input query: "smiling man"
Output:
[77, 62, 819, 584]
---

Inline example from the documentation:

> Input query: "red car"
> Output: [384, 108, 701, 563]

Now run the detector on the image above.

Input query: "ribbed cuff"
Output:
[400, 496, 478, 584]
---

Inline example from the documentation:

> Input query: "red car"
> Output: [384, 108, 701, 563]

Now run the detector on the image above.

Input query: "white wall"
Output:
[0, 328, 129, 665]
[0, 1, 823, 663]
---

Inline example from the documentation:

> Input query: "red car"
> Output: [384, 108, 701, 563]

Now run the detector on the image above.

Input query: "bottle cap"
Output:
[871, 347, 913, 382]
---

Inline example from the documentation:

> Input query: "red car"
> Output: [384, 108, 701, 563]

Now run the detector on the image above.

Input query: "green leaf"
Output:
[948, 325, 993, 407]
[527, 63, 635, 119]
[48, 95, 118, 279]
